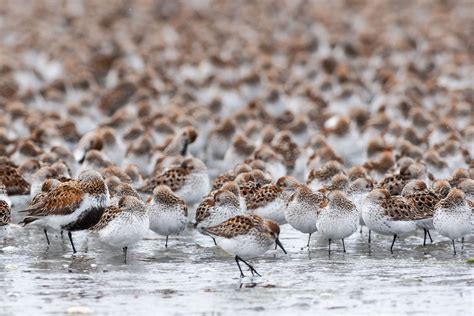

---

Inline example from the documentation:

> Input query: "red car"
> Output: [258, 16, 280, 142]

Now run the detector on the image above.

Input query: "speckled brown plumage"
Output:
[246, 184, 281, 210]
[195, 197, 214, 223]
[138, 167, 189, 194]
[0, 165, 31, 195]
[205, 214, 271, 239]
[22, 181, 84, 218]
[0, 200, 11, 226]
[212, 172, 235, 190]
[377, 174, 411, 195]
[380, 197, 416, 221]
[91, 204, 121, 231]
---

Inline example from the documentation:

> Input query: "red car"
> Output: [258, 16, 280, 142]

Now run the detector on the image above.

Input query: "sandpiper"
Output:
[147, 185, 188, 248]
[285, 184, 325, 247]
[204, 214, 287, 278]
[362, 189, 417, 253]
[433, 189, 472, 255]
[92, 195, 149, 262]
[20, 170, 110, 253]
[317, 190, 358, 253]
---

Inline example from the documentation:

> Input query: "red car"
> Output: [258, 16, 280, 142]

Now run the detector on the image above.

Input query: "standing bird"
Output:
[402, 180, 451, 246]
[285, 184, 325, 248]
[204, 215, 287, 278]
[92, 195, 149, 262]
[433, 189, 472, 255]
[317, 190, 358, 253]
[362, 189, 417, 253]
[147, 185, 188, 248]
[20, 170, 110, 253]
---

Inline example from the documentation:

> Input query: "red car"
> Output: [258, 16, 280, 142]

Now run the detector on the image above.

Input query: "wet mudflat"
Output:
[1, 208, 472, 315]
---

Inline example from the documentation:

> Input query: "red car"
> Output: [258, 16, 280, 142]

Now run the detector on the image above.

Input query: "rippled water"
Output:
[1, 206, 472, 315]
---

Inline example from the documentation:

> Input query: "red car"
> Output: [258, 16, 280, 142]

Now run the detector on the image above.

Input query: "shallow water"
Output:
[1, 208, 472, 315]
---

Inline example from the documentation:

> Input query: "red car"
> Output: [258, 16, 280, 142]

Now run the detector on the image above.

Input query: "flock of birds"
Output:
[0, 1, 473, 278]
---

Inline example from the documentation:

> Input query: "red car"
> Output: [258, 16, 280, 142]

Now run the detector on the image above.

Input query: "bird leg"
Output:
[306, 233, 312, 248]
[123, 247, 128, 263]
[44, 229, 50, 245]
[342, 238, 346, 253]
[423, 229, 427, 247]
[328, 238, 331, 254]
[427, 230, 433, 243]
[68, 231, 77, 253]
[165, 235, 169, 248]
[390, 234, 397, 254]
[452, 240, 456, 255]
[235, 256, 245, 278]
[368, 230, 371, 244]
[236, 255, 261, 277]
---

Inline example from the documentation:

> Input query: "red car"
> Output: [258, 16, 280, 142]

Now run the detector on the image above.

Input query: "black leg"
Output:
[427, 230, 433, 243]
[61, 230, 64, 238]
[44, 229, 50, 245]
[452, 240, 456, 255]
[236, 256, 261, 277]
[235, 256, 245, 278]
[461, 237, 464, 251]
[123, 247, 128, 263]
[307, 233, 312, 248]
[360, 226, 363, 234]
[368, 230, 371, 244]
[328, 239, 331, 254]
[423, 229, 427, 247]
[68, 231, 77, 253]
[390, 234, 397, 254]
[165, 236, 169, 248]
[342, 238, 346, 253]
[211, 236, 217, 246]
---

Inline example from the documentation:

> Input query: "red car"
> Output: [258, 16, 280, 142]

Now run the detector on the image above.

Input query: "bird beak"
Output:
[275, 238, 287, 254]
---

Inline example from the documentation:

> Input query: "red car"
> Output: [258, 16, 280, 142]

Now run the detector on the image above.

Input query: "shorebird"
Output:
[147, 185, 188, 248]
[285, 184, 325, 247]
[204, 214, 287, 278]
[20, 170, 110, 253]
[433, 189, 472, 255]
[92, 195, 149, 262]
[317, 190, 358, 253]
[362, 189, 417, 253]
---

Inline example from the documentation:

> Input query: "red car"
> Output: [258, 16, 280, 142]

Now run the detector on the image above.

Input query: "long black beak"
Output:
[275, 238, 287, 254]
[180, 139, 189, 156]
[78, 154, 85, 164]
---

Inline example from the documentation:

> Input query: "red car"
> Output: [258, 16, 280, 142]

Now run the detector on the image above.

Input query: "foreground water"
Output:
[0, 208, 472, 315]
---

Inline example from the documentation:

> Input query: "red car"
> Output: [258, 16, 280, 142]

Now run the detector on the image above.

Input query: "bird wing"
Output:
[381, 197, 414, 221]
[205, 215, 263, 239]
[138, 167, 188, 193]
[195, 197, 214, 224]
[91, 205, 122, 231]
[407, 192, 440, 219]
[246, 184, 281, 210]
[22, 182, 85, 217]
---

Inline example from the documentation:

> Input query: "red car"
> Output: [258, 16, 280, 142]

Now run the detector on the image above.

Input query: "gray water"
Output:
[1, 207, 473, 315]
